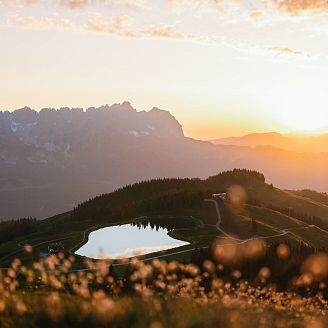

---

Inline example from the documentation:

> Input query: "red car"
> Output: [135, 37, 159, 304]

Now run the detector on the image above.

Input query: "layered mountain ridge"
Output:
[0, 102, 183, 159]
[211, 132, 328, 153]
[1, 102, 327, 220]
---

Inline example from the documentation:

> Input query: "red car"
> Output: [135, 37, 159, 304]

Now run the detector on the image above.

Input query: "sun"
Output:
[277, 92, 328, 134]
[281, 109, 325, 133]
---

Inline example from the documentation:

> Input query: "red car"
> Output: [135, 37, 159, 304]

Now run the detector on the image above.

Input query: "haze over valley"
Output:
[1, 102, 328, 220]
[211, 132, 328, 153]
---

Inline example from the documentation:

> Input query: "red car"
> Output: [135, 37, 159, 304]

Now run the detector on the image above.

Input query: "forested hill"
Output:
[2, 169, 328, 265]
[72, 169, 328, 225]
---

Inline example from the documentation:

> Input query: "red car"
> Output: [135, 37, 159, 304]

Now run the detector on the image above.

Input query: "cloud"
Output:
[0, 0, 320, 63]
[87, 13, 190, 40]
[166, 0, 232, 15]
[272, 0, 328, 15]
[3, 0, 328, 16]
[117, 0, 148, 10]
[1, 0, 41, 5]
[60, 0, 91, 9]
[2, 12, 76, 30]
[1, 0, 149, 10]
[1, 8, 190, 41]
[1, 9, 313, 62]
[269, 46, 303, 56]
[140, 25, 189, 39]
[60, 0, 149, 10]
[87, 14, 137, 36]
[168, 0, 328, 17]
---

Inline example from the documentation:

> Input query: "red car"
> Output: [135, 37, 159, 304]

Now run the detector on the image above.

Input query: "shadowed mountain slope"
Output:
[1, 103, 328, 219]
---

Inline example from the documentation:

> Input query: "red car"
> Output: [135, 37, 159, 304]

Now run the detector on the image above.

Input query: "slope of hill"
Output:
[211, 132, 287, 148]
[1, 103, 328, 219]
[241, 205, 328, 249]
[211, 132, 328, 153]
[287, 189, 328, 206]
[1, 170, 328, 267]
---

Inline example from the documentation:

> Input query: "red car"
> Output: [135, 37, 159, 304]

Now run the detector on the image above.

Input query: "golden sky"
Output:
[1, 0, 328, 139]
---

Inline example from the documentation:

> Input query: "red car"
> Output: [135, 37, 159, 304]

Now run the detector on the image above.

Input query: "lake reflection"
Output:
[75, 224, 189, 259]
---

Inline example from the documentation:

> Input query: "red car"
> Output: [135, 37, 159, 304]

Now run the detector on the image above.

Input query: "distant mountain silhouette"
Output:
[211, 132, 328, 153]
[0, 102, 328, 219]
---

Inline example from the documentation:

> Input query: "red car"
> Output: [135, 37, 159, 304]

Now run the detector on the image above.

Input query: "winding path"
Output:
[70, 199, 317, 272]
[205, 198, 316, 246]
[205, 199, 241, 241]
[0, 199, 321, 272]
[0, 233, 77, 263]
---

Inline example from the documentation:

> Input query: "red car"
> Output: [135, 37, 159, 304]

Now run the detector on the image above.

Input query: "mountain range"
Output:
[1, 102, 328, 220]
[211, 132, 328, 153]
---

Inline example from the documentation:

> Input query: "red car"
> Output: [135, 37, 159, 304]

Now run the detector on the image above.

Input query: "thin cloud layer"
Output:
[140, 25, 189, 39]
[1, 0, 41, 4]
[272, 0, 328, 14]
[86, 13, 189, 39]
[87, 14, 137, 36]
[60, 0, 91, 9]
[4, 0, 328, 15]
[60, 0, 148, 10]
[0, 0, 323, 62]
[269, 46, 303, 56]
[1, 0, 148, 9]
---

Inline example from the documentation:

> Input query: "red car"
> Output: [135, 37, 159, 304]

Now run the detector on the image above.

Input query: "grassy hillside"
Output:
[1, 169, 328, 267]
[241, 205, 328, 248]
[288, 189, 328, 206]
[254, 188, 328, 222]
[72, 169, 328, 223]
[1, 169, 328, 328]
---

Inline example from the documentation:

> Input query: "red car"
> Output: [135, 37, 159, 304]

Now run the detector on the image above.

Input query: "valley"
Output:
[1, 170, 328, 273]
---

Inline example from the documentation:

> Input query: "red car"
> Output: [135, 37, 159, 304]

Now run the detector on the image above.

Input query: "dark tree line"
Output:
[0, 218, 38, 244]
[72, 169, 268, 223]
[73, 190, 204, 222]
[206, 169, 266, 189]
[131, 216, 200, 231]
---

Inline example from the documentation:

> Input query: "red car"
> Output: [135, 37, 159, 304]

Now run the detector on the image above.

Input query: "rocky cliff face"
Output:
[0, 102, 184, 165]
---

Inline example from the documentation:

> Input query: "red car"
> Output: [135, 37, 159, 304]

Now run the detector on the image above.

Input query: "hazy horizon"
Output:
[0, 100, 328, 141]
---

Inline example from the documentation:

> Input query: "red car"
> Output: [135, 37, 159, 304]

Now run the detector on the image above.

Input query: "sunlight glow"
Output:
[277, 92, 328, 133]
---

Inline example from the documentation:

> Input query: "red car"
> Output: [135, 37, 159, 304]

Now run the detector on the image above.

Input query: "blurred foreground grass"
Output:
[0, 241, 328, 328]
[0, 290, 327, 328]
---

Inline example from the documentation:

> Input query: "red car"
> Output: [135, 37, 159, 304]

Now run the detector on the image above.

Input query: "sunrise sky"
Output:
[1, 0, 328, 139]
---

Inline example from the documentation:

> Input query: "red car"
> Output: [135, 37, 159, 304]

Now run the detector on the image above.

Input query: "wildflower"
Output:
[167, 261, 179, 273]
[301, 253, 328, 282]
[231, 270, 242, 280]
[0, 300, 5, 313]
[149, 321, 163, 328]
[276, 244, 290, 260]
[258, 267, 271, 281]
[46, 292, 63, 323]
[185, 264, 199, 277]
[24, 244, 33, 254]
[244, 239, 266, 261]
[203, 260, 215, 274]
[15, 301, 28, 315]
